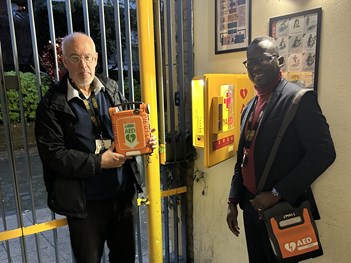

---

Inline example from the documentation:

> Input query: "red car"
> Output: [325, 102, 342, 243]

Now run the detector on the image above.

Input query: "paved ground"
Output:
[0, 148, 150, 263]
[0, 148, 46, 217]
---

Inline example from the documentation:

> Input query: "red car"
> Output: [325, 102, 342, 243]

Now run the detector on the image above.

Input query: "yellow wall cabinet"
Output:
[192, 74, 254, 167]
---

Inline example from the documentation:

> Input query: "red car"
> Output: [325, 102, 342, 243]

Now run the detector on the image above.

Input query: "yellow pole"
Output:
[136, 0, 163, 262]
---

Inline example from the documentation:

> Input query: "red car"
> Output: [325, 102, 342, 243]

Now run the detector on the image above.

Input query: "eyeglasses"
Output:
[243, 55, 278, 69]
[68, 54, 95, 64]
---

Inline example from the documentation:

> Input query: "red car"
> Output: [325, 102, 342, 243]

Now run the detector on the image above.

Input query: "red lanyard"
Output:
[241, 97, 270, 168]
[244, 97, 269, 149]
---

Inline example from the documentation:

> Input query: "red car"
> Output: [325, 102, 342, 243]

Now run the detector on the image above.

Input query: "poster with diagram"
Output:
[270, 8, 322, 90]
[215, 0, 251, 54]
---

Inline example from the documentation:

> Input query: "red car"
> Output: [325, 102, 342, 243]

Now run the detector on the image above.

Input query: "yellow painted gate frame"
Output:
[0, 218, 67, 242]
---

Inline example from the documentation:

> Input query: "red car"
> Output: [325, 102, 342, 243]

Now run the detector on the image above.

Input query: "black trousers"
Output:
[67, 194, 137, 263]
[242, 190, 298, 263]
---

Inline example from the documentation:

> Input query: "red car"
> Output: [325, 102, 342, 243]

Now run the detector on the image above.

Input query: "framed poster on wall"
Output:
[269, 8, 322, 91]
[215, 0, 251, 54]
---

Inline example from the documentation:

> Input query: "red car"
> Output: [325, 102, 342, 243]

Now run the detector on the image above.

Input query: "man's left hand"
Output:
[250, 192, 281, 218]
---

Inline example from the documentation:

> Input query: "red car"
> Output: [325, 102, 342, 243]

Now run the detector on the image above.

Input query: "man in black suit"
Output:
[226, 36, 336, 263]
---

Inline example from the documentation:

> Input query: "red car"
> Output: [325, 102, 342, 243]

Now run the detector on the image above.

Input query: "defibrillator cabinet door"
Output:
[191, 74, 254, 167]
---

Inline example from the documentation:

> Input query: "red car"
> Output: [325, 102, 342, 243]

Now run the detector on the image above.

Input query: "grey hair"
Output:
[61, 32, 96, 56]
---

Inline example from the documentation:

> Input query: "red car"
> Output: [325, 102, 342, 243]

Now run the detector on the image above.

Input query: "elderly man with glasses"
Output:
[226, 35, 335, 263]
[35, 32, 156, 263]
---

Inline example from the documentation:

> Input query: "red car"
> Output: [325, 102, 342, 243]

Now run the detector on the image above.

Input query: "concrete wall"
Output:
[192, 0, 350, 262]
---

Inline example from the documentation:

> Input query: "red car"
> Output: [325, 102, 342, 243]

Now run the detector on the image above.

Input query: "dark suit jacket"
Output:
[229, 78, 336, 218]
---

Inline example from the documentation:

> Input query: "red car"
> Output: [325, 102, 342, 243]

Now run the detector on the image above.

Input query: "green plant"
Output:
[0, 71, 53, 123]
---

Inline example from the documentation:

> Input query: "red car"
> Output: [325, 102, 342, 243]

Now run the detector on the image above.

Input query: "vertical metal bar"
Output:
[155, 15, 180, 263]
[46, 2, 61, 261]
[164, 2, 177, 260]
[82, 0, 90, 36]
[186, 0, 194, 90]
[27, 0, 42, 100]
[183, 2, 193, 260]
[5, 1, 30, 261]
[154, 0, 166, 144]
[47, 0, 59, 82]
[23, 93, 43, 263]
[0, 41, 14, 263]
[124, 0, 134, 101]
[161, 0, 169, 136]
[65, 0, 73, 34]
[136, 206, 143, 263]
[176, 0, 186, 154]
[136, 0, 163, 262]
[8, 9, 40, 252]
[22, 10, 45, 263]
[180, 192, 187, 262]
[98, 0, 108, 77]
[172, 167, 179, 263]
[113, 0, 125, 95]
[176, 1, 187, 261]
[50, 211, 60, 263]
[165, 0, 176, 158]
[26, 146, 43, 263]
[162, 166, 170, 262]
[0, 189, 11, 261]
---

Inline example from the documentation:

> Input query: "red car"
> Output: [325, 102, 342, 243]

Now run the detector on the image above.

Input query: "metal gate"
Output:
[0, 0, 194, 262]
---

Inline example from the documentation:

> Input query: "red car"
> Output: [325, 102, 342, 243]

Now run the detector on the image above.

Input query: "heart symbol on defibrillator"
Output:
[126, 134, 136, 144]
[284, 242, 296, 252]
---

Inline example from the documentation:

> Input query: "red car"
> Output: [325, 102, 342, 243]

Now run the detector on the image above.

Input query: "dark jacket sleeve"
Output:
[35, 90, 102, 181]
[274, 91, 336, 203]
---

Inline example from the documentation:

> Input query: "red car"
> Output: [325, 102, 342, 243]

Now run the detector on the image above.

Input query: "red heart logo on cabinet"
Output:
[240, 88, 248, 99]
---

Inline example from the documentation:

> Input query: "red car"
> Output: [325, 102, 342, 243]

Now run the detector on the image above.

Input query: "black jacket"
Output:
[35, 74, 142, 218]
[229, 79, 336, 218]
